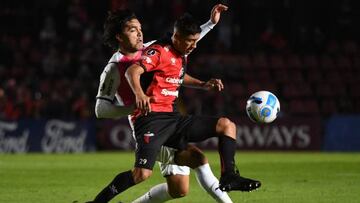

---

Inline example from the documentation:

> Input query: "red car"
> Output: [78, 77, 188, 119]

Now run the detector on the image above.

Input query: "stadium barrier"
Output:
[323, 115, 360, 151]
[193, 117, 323, 151]
[96, 119, 136, 150]
[0, 116, 320, 153]
[2, 116, 359, 153]
[0, 119, 96, 153]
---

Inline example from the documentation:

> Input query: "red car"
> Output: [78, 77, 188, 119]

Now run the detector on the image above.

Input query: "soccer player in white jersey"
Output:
[91, 4, 233, 203]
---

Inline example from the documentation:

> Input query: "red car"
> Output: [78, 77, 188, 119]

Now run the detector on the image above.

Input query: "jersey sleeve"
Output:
[198, 20, 216, 42]
[95, 99, 133, 119]
[96, 63, 120, 102]
[138, 45, 162, 72]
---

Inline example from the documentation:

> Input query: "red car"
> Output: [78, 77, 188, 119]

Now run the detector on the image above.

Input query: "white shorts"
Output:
[156, 146, 190, 176]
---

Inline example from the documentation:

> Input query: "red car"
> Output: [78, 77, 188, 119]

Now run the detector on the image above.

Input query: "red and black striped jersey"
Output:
[137, 39, 187, 112]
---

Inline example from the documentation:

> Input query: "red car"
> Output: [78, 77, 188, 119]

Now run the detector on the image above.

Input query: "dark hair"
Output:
[174, 13, 201, 37]
[103, 9, 137, 50]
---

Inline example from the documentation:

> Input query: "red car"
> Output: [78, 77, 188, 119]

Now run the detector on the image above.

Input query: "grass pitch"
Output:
[0, 152, 359, 203]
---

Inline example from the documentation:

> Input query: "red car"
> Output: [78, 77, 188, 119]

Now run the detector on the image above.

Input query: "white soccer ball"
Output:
[246, 91, 280, 123]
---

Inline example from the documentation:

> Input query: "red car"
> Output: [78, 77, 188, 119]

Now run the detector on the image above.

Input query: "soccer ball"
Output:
[246, 91, 280, 123]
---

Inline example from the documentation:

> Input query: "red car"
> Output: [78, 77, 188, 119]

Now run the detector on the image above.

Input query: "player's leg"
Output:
[178, 116, 237, 175]
[175, 145, 233, 203]
[215, 117, 261, 192]
[166, 174, 189, 198]
[132, 164, 190, 202]
[132, 145, 232, 203]
[216, 117, 237, 175]
[184, 116, 261, 192]
[131, 146, 190, 203]
[90, 115, 174, 203]
[90, 168, 151, 203]
[131, 183, 171, 203]
[90, 146, 158, 203]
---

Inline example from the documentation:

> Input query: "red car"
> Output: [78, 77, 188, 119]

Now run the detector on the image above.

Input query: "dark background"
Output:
[1, 0, 359, 120]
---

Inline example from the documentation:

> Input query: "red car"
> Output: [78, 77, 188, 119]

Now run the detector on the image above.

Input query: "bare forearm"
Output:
[125, 64, 146, 96]
[126, 64, 152, 113]
[184, 74, 224, 92]
[183, 74, 205, 89]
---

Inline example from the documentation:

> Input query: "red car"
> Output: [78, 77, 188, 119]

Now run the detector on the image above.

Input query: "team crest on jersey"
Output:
[146, 49, 156, 56]
[143, 131, 154, 144]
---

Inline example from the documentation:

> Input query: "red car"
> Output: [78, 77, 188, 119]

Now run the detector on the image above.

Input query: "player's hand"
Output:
[135, 93, 152, 115]
[203, 78, 224, 91]
[210, 4, 228, 24]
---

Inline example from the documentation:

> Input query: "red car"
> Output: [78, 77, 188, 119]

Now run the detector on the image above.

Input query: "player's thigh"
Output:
[134, 114, 177, 169]
[165, 174, 190, 198]
[180, 115, 220, 142]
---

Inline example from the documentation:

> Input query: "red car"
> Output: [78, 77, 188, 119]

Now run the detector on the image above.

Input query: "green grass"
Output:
[1, 152, 360, 203]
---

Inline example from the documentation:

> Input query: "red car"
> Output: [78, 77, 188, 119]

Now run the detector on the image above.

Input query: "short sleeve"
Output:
[139, 46, 161, 72]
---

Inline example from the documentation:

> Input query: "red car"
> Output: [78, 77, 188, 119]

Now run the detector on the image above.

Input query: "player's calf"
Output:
[166, 174, 190, 198]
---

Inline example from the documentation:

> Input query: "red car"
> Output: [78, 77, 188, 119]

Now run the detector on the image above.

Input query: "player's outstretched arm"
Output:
[183, 74, 224, 91]
[198, 4, 228, 42]
[125, 64, 152, 114]
[210, 4, 228, 24]
[202, 78, 224, 91]
[143, 4, 228, 50]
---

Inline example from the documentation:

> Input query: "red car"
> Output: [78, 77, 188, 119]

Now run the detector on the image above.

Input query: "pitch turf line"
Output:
[0, 152, 359, 203]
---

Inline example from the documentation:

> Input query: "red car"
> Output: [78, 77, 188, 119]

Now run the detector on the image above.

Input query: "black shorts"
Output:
[132, 112, 219, 170]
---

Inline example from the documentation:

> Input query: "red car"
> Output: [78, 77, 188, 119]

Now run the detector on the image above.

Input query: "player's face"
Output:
[173, 32, 200, 55]
[117, 18, 143, 53]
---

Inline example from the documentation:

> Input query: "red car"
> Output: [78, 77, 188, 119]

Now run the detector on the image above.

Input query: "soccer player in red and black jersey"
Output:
[126, 12, 261, 195]
[89, 4, 233, 203]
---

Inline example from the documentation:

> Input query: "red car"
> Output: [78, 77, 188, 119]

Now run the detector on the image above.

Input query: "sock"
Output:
[195, 164, 233, 203]
[218, 136, 236, 175]
[132, 183, 172, 203]
[93, 170, 135, 203]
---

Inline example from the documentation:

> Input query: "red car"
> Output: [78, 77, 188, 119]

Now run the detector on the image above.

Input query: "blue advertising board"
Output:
[0, 119, 96, 153]
[323, 116, 360, 151]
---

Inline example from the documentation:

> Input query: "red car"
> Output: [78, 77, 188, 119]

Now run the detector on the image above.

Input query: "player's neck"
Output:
[118, 49, 139, 59]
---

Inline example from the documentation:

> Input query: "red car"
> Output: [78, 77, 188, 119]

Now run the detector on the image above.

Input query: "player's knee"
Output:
[175, 145, 208, 169]
[216, 117, 236, 139]
[132, 168, 152, 183]
[187, 145, 208, 168]
[168, 185, 189, 198]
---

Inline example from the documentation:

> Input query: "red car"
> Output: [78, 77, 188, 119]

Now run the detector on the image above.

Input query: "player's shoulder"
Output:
[143, 43, 164, 56]
[143, 33, 172, 56]
[108, 51, 124, 63]
[103, 62, 119, 74]
[146, 43, 164, 51]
